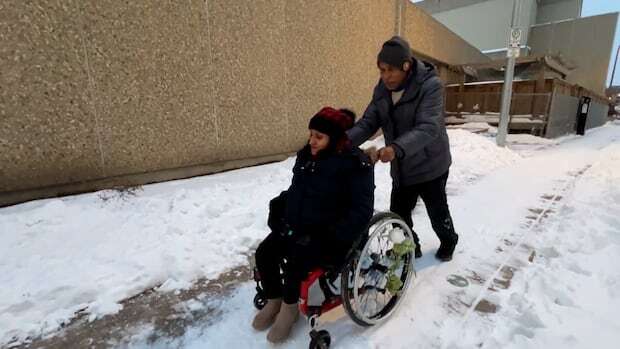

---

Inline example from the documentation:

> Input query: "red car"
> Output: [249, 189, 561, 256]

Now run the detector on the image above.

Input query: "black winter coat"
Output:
[347, 59, 452, 187]
[270, 145, 374, 249]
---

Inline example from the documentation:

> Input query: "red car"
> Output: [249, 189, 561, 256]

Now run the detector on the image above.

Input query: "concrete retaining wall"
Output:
[529, 13, 618, 95]
[545, 93, 580, 138]
[0, 0, 488, 206]
[586, 101, 609, 130]
[545, 93, 608, 138]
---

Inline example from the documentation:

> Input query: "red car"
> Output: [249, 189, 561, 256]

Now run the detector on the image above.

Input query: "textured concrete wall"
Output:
[586, 101, 609, 130]
[415, 0, 488, 14]
[419, 0, 579, 24]
[529, 13, 618, 95]
[283, 0, 395, 149]
[430, 0, 539, 52]
[545, 93, 579, 138]
[546, 93, 607, 138]
[433, 0, 513, 51]
[401, 1, 490, 65]
[0, 0, 485, 205]
[417, 0, 538, 52]
[536, 0, 581, 24]
[1, 0, 222, 193]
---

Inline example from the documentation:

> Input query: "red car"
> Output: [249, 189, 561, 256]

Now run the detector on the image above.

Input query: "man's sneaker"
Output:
[435, 235, 458, 262]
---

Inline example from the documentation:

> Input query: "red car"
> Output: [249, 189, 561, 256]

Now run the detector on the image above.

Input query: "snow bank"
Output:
[0, 159, 295, 345]
[448, 129, 521, 185]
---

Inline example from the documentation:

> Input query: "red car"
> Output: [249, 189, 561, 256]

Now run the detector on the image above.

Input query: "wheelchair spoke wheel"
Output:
[309, 330, 331, 349]
[341, 212, 416, 326]
[253, 293, 266, 310]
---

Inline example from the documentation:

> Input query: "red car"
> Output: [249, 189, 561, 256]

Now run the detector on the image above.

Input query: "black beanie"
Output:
[308, 107, 353, 153]
[377, 36, 413, 69]
[308, 114, 344, 142]
[308, 107, 351, 141]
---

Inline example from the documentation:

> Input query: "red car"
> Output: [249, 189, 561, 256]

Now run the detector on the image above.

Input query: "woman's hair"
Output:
[339, 108, 356, 129]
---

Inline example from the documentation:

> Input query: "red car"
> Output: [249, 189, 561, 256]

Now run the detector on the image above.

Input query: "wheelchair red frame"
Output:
[252, 212, 417, 349]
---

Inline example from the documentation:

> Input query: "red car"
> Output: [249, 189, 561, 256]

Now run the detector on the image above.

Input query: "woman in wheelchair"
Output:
[252, 107, 375, 343]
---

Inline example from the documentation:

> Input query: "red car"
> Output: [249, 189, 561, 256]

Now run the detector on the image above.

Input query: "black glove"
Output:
[267, 191, 287, 233]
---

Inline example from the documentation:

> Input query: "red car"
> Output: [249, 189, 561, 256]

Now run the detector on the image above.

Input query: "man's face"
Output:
[379, 61, 408, 91]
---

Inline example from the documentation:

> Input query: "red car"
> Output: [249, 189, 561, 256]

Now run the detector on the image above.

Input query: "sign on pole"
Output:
[509, 28, 522, 47]
[507, 28, 522, 58]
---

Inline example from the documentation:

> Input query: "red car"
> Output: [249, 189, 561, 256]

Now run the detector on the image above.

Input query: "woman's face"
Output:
[308, 129, 330, 155]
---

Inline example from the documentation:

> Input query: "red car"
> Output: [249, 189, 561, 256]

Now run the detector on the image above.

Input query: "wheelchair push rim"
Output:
[342, 214, 416, 326]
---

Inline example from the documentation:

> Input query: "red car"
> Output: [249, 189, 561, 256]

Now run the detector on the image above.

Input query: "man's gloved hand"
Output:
[363, 146, 379, 164]
[378, 146, 396, 163]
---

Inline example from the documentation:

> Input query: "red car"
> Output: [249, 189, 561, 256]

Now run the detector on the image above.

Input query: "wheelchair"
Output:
[252, 212, 417, 349]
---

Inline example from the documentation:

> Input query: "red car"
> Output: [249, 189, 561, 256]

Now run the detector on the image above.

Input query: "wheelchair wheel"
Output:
[309, 330, 331, 349]
[253, 293, 266, 310]
[341, 212, 416, 326]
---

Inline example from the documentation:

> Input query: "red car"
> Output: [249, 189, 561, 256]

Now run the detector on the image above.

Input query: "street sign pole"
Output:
[497, 56, 516, 147]
[497, 0, 522, 147]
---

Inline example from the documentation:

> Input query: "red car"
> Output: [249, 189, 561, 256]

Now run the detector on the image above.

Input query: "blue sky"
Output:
[582, 0, 620, 87]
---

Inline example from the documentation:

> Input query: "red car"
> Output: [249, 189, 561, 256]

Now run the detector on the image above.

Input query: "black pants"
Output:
[576, 114, 587, 135]
[390, 170, 457, 246]
[255, 231, 349, 304]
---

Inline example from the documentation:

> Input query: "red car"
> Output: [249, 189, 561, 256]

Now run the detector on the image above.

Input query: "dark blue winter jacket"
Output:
[280, 144, 374, 248]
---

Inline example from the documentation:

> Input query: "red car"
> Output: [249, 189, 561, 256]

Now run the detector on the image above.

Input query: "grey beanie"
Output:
[377, 36, 414, 69]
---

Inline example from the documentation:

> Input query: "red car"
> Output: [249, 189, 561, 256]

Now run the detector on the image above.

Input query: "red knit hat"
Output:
[308, 107, 355, 152]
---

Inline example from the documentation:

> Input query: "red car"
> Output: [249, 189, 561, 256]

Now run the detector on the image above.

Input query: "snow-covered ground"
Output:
[1, 122, 619, 348]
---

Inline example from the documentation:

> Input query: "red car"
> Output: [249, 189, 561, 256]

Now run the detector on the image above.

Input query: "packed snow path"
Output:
[1, 122, 619, 348]
[130, 125, 619, 349]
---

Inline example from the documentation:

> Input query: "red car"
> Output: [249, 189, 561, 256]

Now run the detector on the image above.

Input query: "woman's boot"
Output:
[266, 302, 299, 343]
[252, 298, 282, 331]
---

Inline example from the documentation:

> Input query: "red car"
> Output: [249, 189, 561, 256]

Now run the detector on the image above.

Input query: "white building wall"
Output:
[529, 12, 618, 94]
[431, 0, 537, 51]
[536, 0, 582, 24]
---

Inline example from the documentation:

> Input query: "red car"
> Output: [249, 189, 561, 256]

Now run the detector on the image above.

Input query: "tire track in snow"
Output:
[442, 164, 592, 349]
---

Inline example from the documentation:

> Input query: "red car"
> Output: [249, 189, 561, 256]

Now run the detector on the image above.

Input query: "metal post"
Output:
[394, 0, 403, 36]
[497, 0, 521, 147]
[497, 58, 516, 146]
[609, 45, 620, 89]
